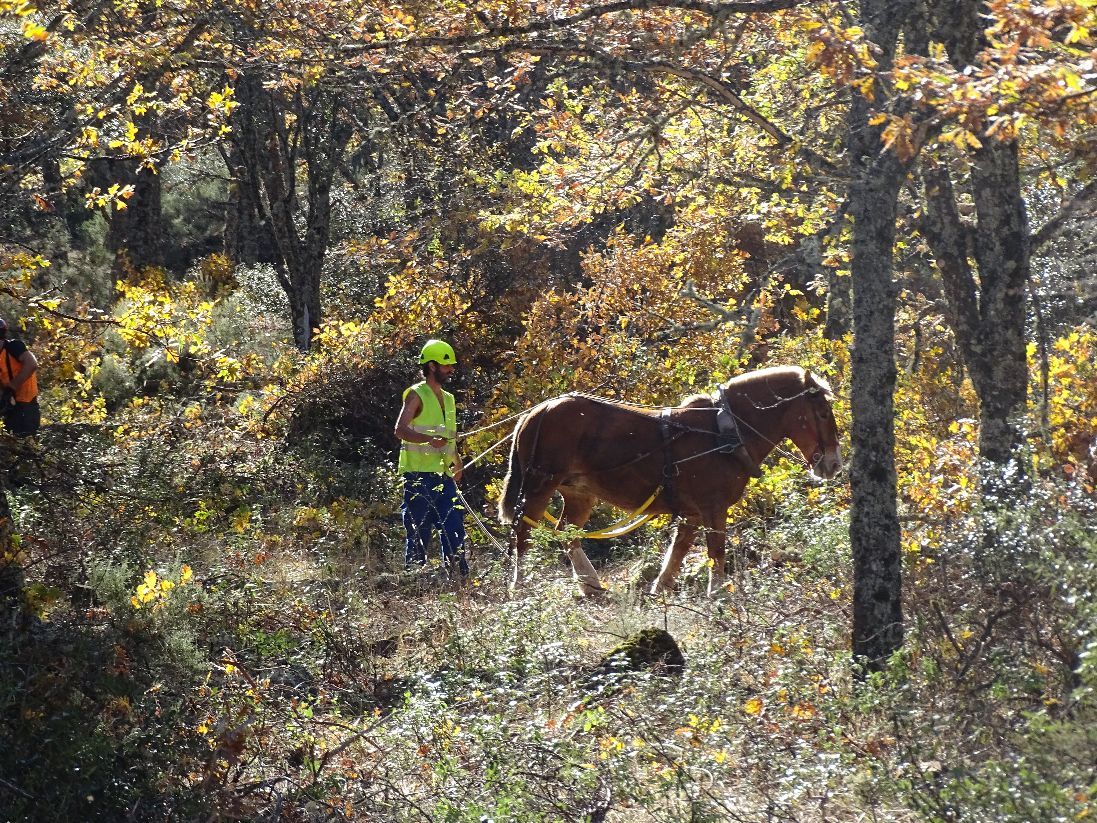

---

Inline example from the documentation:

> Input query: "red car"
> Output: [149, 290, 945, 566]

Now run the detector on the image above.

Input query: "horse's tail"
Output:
[498, 413, 528, 524]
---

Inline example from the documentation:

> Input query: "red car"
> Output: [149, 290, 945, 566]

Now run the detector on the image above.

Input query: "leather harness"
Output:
[659, 408, 679, 517]
[713, 388, 746, 453]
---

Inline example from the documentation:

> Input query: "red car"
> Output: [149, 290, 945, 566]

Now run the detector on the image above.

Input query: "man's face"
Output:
[431, 362, 456, 383]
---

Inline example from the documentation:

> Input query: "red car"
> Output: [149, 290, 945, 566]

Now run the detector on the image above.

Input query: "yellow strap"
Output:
[582, 512, 656, 539]
[521, 486, 662, 540]
[532, 509, 561, 528]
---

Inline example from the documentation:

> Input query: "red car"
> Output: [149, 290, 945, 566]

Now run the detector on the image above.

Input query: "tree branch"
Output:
[1030, 180, 1097, 251]
[522, 44, 792, 146]
[921, 163, 985, 378]
[341, 0, 806, 54]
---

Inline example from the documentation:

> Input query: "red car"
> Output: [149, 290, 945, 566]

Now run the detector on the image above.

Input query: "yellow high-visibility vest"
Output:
[398, 382, 456, 475]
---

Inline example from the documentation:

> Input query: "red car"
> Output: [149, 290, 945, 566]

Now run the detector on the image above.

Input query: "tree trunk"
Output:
[922, 154, 1030, 481]
[229, 76, 351, 351]
[824, 267, 852, 339]
[846, 0, 915, 671]
[968, 139, 1030, 473]
[918, 0, 1031, 488]
[222, 143, 276, 267]
[0, 486, 23, 619]
[40, 158, 74, 246]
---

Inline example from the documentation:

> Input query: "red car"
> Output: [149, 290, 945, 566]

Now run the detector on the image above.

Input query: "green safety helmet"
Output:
[419, 339, 457, 365]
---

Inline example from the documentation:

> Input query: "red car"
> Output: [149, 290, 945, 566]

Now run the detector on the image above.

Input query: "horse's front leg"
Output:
[559, 491, 604, 597]
[650, 522, 697, 594]
[704, 525, 729, 597]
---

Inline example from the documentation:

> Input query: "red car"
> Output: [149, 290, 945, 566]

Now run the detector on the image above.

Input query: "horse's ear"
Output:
[805, 369, 835, 401]
[804, 369, 820, 394]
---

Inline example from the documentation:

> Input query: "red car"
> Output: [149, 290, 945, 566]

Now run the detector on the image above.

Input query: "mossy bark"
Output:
[847, 0, 914, 670]
[597, 628, 685, 675]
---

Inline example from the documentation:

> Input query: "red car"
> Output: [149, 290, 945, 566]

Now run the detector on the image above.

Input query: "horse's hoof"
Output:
[580, 585, 608, 599]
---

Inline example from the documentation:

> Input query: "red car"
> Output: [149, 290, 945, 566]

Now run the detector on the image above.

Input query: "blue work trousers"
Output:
[401, 472, 466, 568]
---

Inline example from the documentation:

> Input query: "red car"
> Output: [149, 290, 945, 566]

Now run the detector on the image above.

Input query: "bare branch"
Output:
[521, 44, 793, 147]
[1031, 180, 1097, 250]
[341, 0, 806, 54]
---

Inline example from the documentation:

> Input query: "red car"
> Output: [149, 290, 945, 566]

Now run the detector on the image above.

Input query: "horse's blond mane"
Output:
[679, 365, 835, 406]
[726, 365, 804, 386]
[679, 391, 715, 406]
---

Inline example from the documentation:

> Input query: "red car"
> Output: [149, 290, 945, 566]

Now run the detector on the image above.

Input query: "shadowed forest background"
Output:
[1, 0, 1097, 820]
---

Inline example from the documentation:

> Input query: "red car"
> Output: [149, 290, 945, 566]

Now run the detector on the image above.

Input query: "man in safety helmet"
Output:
[0, 317, 39, 437]
[393, 339, 469, 576]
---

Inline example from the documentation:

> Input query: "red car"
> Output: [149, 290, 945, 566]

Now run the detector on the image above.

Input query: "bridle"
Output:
[799, 387, 838, 473]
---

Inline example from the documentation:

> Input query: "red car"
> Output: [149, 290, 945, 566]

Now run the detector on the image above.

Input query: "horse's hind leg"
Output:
[650, 522, 697, 595]
[510, 476, 558, 590]
[558, 491, 604, 597]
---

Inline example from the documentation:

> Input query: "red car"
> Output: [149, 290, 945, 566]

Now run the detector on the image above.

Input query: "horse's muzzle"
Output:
[811, 448, 843, 480]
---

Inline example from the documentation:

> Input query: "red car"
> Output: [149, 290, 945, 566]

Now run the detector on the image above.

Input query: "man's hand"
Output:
[428, 436, 448, 448]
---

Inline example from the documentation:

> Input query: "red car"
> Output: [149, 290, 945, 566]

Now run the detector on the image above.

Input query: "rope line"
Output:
[461, 431, 513, 469]
[454, 385, 813, 474]
[458, 407, 529, 439]
[574, 387, 813, 468]
[454, 486, 508, 553]
[568, 385, 821, 413]
[716, 414, 803, 466]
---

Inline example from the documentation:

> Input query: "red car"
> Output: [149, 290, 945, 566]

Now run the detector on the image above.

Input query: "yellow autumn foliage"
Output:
[1045, 328, 1097, 479]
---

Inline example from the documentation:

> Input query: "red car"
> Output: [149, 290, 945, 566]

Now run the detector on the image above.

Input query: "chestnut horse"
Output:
[497, 366, 842, 596]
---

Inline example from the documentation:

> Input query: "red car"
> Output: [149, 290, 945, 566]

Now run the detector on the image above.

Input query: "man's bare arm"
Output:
[394, 393, 448, 448]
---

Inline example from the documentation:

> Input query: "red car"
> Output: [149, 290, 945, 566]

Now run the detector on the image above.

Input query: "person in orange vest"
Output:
[393, 339, 469, 575]
[0, 318, 39, 437]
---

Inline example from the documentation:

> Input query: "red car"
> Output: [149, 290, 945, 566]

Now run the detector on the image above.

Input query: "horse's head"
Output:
[786, 371, 843, 480]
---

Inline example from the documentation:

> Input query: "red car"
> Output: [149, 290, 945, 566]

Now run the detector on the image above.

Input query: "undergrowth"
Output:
[5, 455, 1094, 821]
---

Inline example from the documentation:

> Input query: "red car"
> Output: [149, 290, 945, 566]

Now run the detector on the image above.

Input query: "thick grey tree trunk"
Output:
[846, 0, 915, 670]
